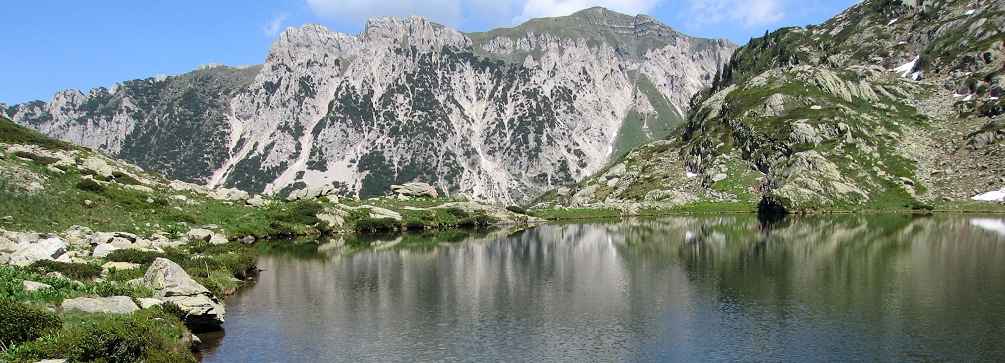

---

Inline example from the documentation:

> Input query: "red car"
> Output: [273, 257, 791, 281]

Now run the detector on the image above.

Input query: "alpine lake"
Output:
[199, 214, 1005, 362]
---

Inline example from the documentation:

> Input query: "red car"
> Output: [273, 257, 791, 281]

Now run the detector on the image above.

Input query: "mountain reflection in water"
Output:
[202, 215, 1005, 362]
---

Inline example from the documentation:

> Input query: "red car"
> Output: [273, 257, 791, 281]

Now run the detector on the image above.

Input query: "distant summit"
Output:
[3, 9, 735, 204]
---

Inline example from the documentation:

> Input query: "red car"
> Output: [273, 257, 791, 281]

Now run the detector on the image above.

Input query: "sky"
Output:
[1, 0, 861, 105]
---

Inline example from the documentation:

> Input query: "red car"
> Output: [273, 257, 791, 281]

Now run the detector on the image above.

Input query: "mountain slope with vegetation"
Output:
[2, 8, 735, 205]
[543, 0, 1005, 213]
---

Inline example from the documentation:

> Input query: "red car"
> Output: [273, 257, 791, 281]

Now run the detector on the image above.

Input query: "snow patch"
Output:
[686, 172, 699, 178]
[897, 41, 908, 45]
[911, 71, 922, 80]
[963, 94, 974, 101]
[991, 97, 1000, 101]
[971, 218, 1005, 235]
[953, 93, 965, 98]
[972, 188, 1005, 202]
[888, 18, 899, 25]
[891, 56, 919, 78]
[965, 9, 976, 15]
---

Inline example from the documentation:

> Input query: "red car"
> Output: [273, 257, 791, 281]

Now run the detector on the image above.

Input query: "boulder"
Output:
[209, 234, 228, 245]
[91, 243, 119, 258]
[110, 237, 137, 249]
[23, 280, 52, 292]
[102, 261, 140, 272]
[13, 232, 41, 244]
[10, 237, 66, 265]
[246, 195, 270, 207]
[208, 188, 249, 201]
[89, 231, 136, 245]
[369, 207, 403, 221]
[82, 156, 115, 178]
[391, 182, 438, 198]
[89, 232, 116, 245]
[143, 258, 225, 330]
[137, 298, 165, 309]
[0, 236, 15, 251]
[61, 296, 139, 314]
[63, 225, 93, 246]
[186, 228, 213, 243]
[286, 185, 338, 201]
[0, 252, 10, 264]
[317, 213, 345, 228]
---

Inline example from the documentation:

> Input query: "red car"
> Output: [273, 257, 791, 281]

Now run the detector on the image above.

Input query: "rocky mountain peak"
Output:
[7, 9, 736, 204]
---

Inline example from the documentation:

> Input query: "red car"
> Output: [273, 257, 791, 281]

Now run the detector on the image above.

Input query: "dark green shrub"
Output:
[28, 260, 102, 280]
[110, 171, 142, 185]
[105, 267, 147, 282]
[157, 302, 187, 323]
[0, 116, 77, 151]
[505, 205, 526, 214]
[442, 207, 469, 219]
[211, 252, 257, 279]
[12, 151, 59, 165]
[57, 312, 195, 362]
[355, 218, 402, 233]
[0, 300, 63, 347]
[90, 281, 133, 297]
[275, 200, 323, 225]
[404, 220, 426, 230]
[75, 179, 106, 193]
[458, 214, 498, 227]
[104, 249, 164, 265]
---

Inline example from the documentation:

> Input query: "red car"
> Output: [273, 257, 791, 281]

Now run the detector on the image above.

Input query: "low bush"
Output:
[505, 206, 527, 214]
[12, 151, 59, 165]
[0, 117, 75, 150]
[110, 171, 142, 186]
[0, 299, 63, 348]
[211, 252, 257, 279]
[442, 207, 470, 219]
[28, 260, 102, 280]
[281, 200, 324, 225]
[105, 267, 147, 282]
[404, 220, 426, 230]
[104, 249, 164, 265]
[74, 179, 106, 193]
[458, 214, 498, 227]
[157, 302, 187, 323]
[355, 218, 402, 233]
[11, 309, 197, 363]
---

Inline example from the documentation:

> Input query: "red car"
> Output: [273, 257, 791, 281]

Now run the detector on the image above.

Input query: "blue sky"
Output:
[1, 0, 860, 105]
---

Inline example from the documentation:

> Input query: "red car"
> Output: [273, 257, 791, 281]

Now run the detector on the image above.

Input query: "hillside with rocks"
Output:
[544, 0, 1005, 213]
[2, 8, 735, 205]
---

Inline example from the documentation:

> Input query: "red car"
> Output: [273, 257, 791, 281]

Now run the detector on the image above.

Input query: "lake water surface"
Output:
[201, 214, 1005, 362]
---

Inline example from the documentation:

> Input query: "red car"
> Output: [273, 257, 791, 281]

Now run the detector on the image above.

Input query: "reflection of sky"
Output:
[204, 216, 1005, 362]
[971, 218, 1005, 236]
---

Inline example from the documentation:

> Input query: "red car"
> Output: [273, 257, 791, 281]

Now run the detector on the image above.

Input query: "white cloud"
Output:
[513, 0, 663, 24]
[264, 13, 290, 36]
[684, 0, 787, 28]
[303, 0, 662, 30]
[305, 0, 469, 27]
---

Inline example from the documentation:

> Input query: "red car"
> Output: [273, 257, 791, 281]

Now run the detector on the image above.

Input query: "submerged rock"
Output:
[143, 258, 225, 330]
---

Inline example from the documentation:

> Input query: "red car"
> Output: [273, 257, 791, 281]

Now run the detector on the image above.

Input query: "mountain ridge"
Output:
[2, 8, 736, 204]
[545, 0, 1005, 212]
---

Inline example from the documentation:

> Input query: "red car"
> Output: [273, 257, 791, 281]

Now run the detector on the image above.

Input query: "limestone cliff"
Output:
[2, 8, 735, 205]
[549, 0, 1005, 212]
